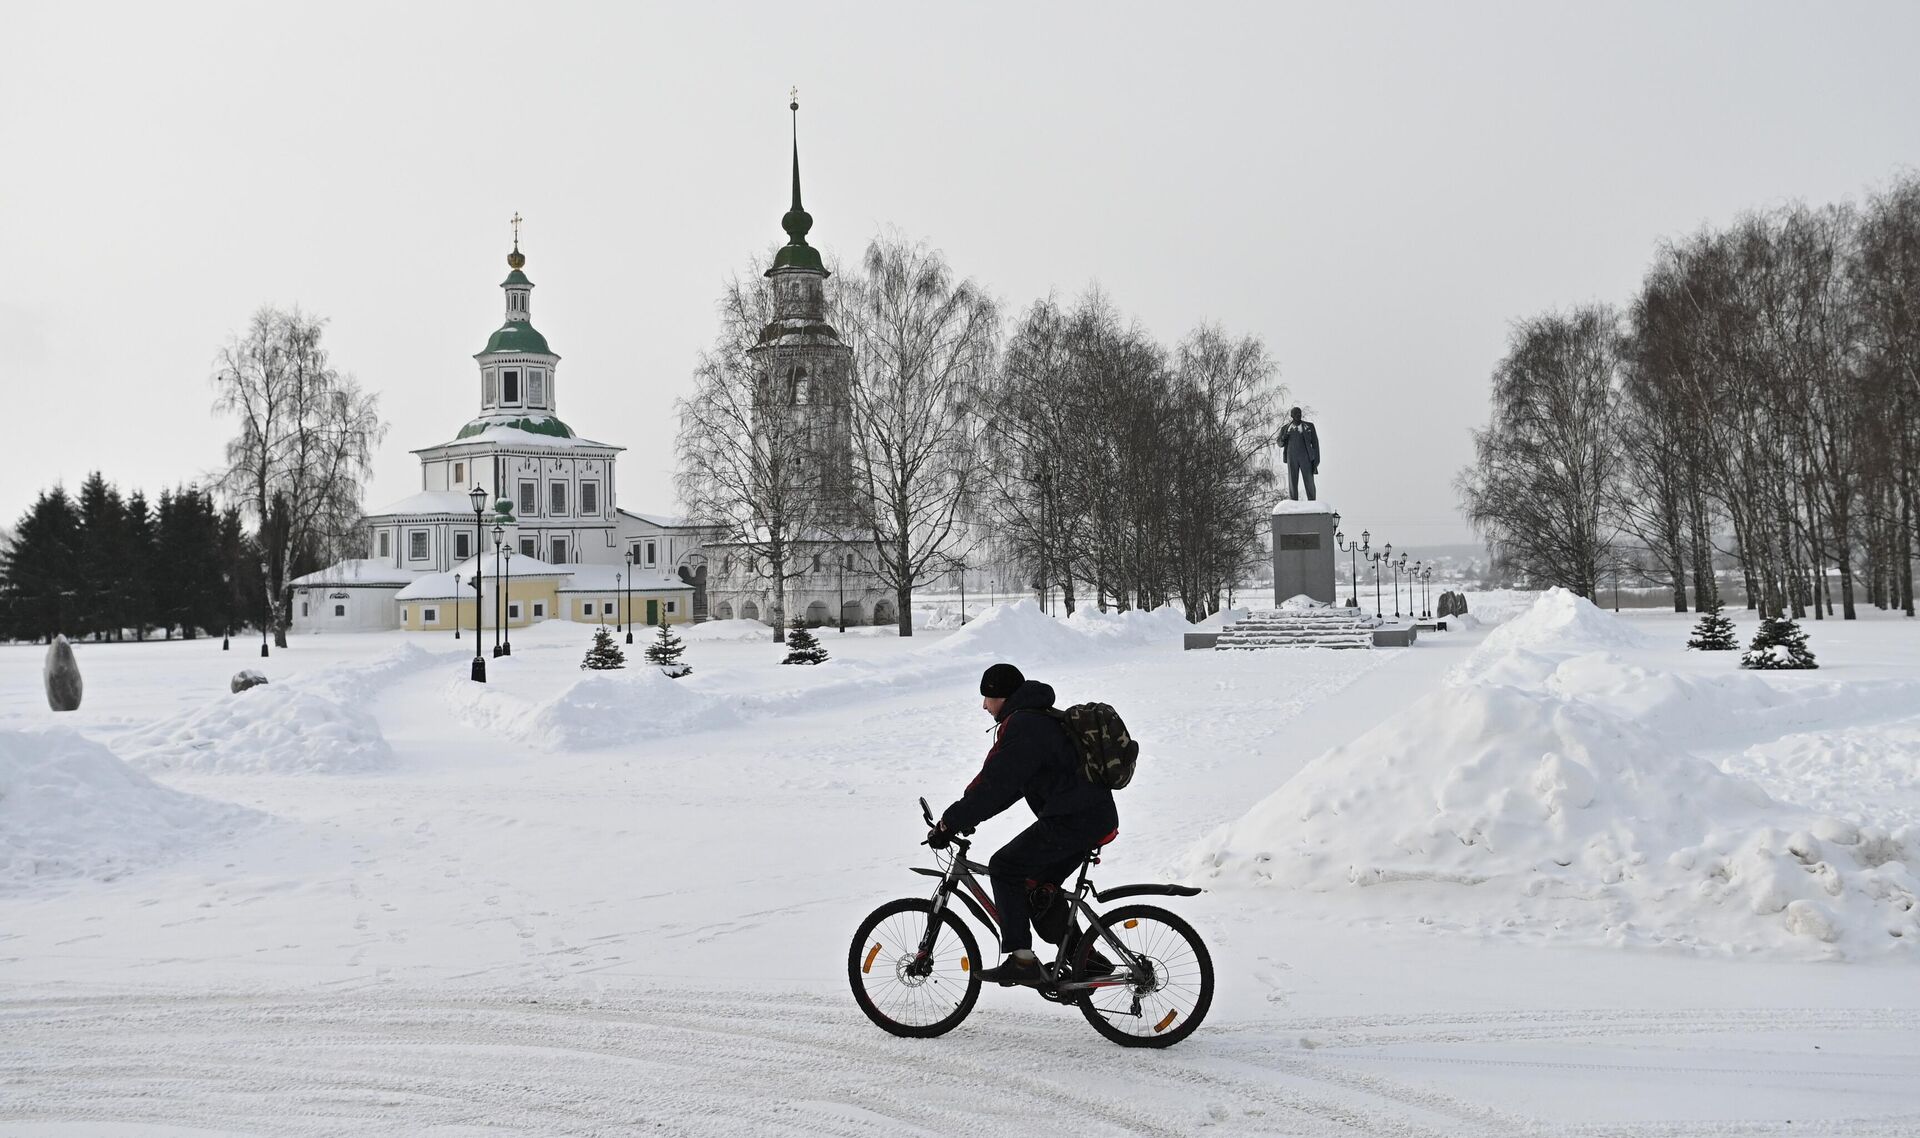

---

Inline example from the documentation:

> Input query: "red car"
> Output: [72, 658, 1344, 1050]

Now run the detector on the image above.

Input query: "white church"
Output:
[291, 113, 888, 635]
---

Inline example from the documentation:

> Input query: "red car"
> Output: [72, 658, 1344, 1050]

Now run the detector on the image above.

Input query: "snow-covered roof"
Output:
[555, 563, 691, 593]
[416, 426, 621, 452]
[368, 491, 483, 518]
[617, 507, 700, 529]
[289, 560, 423, 588]
[1271, 499, 1337, 516]
[449, 553, 569, 579]
[395, 572, 464, 601]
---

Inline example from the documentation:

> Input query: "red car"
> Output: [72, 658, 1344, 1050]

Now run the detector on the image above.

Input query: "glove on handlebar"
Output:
[926, 826, 953, 850]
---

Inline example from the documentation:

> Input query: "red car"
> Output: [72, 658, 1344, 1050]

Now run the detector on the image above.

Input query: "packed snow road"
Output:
[8, 990, 1917, 1137]
[6, 598, 1920, 1134]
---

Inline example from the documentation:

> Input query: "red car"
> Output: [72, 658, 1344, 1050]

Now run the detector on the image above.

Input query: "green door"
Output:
[646, 599, 659, 626]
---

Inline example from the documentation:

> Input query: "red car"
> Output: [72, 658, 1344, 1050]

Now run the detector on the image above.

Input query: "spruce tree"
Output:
[782, 619, 829, 665]
[1741, 615, 1818, 670]
[125, 490, 156, 641]
[1686, 596, 1739, 651]
[581, 624, 627, 670]
[644, 617, 690, 676]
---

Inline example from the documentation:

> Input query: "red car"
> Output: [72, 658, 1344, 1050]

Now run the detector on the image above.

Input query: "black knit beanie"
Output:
[979, 662, 1024, 699]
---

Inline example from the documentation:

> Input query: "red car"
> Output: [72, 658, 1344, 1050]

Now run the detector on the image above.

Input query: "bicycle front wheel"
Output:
[848, 897, 982, 1038]
[1072, 903, 1213, 1048]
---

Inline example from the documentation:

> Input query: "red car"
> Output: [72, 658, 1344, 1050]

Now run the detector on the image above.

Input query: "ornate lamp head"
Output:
[468, 485, 487, 514]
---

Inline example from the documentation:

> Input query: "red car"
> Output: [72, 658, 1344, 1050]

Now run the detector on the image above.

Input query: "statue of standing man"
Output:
[1278, 406, 1321, 501]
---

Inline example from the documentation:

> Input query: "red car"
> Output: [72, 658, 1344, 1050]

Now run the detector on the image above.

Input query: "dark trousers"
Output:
[987, 813, 1114, 953]
[1288, 461, 1317, 501]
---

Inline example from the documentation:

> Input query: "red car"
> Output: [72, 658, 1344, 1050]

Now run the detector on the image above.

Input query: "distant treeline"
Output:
[1459, 173, 1919, 620]
[0, 473, 257, 643]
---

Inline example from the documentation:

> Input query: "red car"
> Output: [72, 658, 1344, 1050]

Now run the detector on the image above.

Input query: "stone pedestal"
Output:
[1272, 501, 1337, 606]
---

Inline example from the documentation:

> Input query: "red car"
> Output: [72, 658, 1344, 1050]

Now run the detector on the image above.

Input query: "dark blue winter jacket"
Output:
[941, 680, 1117, 834]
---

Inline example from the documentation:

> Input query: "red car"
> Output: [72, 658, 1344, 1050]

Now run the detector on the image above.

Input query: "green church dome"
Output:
[481, 321, 552, 355]
[455, 415, 576, 440]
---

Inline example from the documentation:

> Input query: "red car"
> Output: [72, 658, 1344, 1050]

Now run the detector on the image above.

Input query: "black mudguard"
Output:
[1095, 883, 1203, 903]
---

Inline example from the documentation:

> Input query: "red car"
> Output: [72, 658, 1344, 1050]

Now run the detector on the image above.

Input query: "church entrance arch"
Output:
[741, 601, 760, 622]
[713, 601, 734, 621]
[872, 599, 897, 625]
[840, 600, 863, 626]
[804, 601, 830, 625]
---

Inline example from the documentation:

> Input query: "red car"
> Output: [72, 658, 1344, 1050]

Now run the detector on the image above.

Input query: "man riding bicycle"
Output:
[928, 663, 1119, 986]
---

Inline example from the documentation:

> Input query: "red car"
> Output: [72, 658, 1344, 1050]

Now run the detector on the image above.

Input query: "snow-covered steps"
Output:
[1187, 607, 1414, 650]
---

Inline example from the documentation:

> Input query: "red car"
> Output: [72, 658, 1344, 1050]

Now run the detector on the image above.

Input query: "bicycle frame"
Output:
[908, 834, 1190, 998]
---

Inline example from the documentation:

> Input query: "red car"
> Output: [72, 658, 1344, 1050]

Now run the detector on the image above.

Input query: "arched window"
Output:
[790, 368, 809, 405]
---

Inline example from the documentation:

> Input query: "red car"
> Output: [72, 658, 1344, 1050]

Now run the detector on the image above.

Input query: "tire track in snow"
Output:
[11, 992, 1912, 1136]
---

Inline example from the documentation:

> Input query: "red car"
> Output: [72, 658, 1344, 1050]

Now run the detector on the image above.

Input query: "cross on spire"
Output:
[510, 211, 523, 250]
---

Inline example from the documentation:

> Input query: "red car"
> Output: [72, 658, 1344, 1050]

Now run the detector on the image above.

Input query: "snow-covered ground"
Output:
[3, 597, 1918, 1136]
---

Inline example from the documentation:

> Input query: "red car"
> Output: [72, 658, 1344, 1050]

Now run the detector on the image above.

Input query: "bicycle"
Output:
[847, 797, 1214, 1048]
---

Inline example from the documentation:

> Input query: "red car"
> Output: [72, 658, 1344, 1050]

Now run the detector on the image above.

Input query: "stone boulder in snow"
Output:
[44, 635, 82, 711]
[230, 669, 269, 693]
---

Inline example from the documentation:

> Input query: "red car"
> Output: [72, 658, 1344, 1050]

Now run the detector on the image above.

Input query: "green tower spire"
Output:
[770, 90, 825, 275]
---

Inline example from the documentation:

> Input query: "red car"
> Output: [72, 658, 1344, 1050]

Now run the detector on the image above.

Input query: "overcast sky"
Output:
[5, 2, 1917, 552]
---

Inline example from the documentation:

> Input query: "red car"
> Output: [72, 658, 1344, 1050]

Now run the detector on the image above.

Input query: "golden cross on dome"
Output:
[510, 211, 523, 248]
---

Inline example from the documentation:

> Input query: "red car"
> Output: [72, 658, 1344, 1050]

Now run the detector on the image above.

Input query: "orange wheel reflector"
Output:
[1124, 919, 1139, 929]
[961, 956, 970, 971]
[1154, 1010, 1178, 1033]
[863, 943, 882, 974]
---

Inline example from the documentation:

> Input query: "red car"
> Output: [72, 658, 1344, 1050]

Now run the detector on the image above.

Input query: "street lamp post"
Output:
[468, 485, 487, 683]
[453, 573, 461, 639]
[1393, 554, 1406, 618]
[1408, 559, 1421, 619]
[260, 584, 270, 658]
[1336, 531, 1361, 608]
[624, 550, 636, 644]
[1421, 566, 1433, 619]
[1367, 542, 1391, 619]
[491, 523, 504, 658]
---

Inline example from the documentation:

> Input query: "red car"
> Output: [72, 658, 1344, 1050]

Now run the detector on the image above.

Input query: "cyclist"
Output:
[928, 662, 1119, 986]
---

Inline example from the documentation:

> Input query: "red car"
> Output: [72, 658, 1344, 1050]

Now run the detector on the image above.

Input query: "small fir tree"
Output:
[1686, 596, 1739, 651]
[645, 617, 691, 677]
[782, 620, 829, 665]
[581, 624, 627, 670]
[1740, 615, 1817, 670]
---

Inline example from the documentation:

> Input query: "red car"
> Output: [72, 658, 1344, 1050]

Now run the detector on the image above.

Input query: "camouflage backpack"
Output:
[1046, 703, 1140, 790]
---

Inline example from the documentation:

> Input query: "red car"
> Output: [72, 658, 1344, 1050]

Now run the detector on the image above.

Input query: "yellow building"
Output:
[394, 556, 690, 632]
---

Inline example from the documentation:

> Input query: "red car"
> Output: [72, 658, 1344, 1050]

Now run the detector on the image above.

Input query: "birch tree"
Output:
[675, 265, 834, 641]
[841, 236, 998, 636]
[213, 306, 385, 648]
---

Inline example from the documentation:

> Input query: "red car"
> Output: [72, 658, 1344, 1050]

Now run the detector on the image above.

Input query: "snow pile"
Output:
[926, 600, 1194, 663]
[1187, 590, 1920, 958]
[1279, 594, 1324, 610]
[1064, 603, 1195, 644]
[1, 727, 257, 892]
[923, 600, 1092, 661]
[682, 619, 774, 642]
[1193, 607, 1248, 630]
[116, 645, 438, 774]
[445, 668, 743, 752]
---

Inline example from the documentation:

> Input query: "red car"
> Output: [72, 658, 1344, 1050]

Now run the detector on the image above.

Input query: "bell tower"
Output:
[749, 93, 854, 521]
[472, 214, 565, 427]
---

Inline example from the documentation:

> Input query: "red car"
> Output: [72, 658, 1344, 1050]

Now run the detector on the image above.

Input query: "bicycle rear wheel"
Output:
[848, 897, 982, 1038]
[1072, 904, 1213, 1048]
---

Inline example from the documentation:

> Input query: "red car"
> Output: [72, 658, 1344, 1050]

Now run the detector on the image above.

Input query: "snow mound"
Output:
[1194, 607, 1248, 630]
[120, 685, 395, 775]
[922, 600, 1090, 661]
[682, 619, 775, 642]
[114, 644, 437, 775]
[1185, 679, 1920, 958]
[446, 668, 742, 752]
[926, 600, 1194, 663]
[1452, 588, 1645, 684]
[1, 727, 257, 892]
